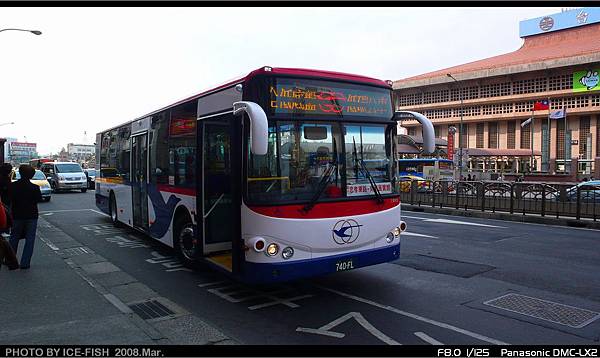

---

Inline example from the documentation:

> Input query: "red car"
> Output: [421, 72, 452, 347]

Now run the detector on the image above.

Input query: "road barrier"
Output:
[399, 180, 599, 221]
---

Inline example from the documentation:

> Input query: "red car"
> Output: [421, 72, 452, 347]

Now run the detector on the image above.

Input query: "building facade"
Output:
[67, 143, 95, 162]
[394, 8, 600, 180]
[10, 141, 37, 164]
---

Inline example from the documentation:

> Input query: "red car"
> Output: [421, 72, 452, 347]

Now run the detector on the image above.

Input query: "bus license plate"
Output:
[335, 259, 355, 272]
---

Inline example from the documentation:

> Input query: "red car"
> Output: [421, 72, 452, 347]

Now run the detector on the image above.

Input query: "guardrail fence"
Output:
[399, 180, 599, 221]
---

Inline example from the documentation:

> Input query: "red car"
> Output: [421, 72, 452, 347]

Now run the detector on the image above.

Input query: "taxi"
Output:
[11, 169, 52, 202]
[398, 175, 429, 193]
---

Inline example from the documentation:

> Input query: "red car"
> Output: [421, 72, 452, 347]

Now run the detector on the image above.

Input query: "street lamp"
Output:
[0, 28, 42, 35]
[0, 122, 15, 127]
[447, 73, 464, 181]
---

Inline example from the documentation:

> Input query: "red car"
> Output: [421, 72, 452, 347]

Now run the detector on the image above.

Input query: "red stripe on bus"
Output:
[157, 185, 196, 196]
[247, 197, 400, 219]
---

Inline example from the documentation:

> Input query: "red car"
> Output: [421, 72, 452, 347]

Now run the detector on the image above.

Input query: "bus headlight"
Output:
[386, 232, 395, 243]
[247, 237, 266, 252]
[282, 247, 294, 260]
[392, 227, 401, 238]
[266, 243, 279, 256]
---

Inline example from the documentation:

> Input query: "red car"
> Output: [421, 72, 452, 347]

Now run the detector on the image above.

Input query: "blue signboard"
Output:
[519, 8, 600, 38]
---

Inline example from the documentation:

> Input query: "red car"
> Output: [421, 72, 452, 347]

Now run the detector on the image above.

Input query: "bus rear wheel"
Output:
[174, 215, 198, 268]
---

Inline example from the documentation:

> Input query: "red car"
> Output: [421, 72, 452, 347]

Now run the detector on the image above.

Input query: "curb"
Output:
[401, 204, 600, 230]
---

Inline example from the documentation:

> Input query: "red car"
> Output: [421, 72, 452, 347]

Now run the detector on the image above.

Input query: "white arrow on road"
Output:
[297, 312, 400, 345]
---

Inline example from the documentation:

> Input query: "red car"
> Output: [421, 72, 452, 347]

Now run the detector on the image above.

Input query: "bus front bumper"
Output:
[240, 244, 400, 284]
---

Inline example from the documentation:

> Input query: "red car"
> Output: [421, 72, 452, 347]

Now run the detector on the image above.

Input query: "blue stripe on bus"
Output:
[240, 244, 400, 284]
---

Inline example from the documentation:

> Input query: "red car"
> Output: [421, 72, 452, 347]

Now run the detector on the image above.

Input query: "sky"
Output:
[0, 6, 566, 155]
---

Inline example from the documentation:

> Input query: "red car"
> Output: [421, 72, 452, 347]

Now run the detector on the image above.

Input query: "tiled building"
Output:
[394, 8, 600, 180]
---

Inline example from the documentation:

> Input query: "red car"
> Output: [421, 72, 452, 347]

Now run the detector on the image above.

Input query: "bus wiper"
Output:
[359, 158, 384, 204]
[303, 138, 338, 213]
[352, 136, 384, 204]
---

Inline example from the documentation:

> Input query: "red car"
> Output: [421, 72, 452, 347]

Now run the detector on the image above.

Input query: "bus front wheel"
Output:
[109, 193, 121, 227]
[174, 215, 198, 268]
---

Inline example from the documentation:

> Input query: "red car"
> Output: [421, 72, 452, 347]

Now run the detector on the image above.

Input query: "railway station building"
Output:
[394, 8, 600, 181]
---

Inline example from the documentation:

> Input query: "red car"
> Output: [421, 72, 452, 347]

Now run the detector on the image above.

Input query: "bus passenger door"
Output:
[201, 118, 233, 254]
[131, 132, 149, 230]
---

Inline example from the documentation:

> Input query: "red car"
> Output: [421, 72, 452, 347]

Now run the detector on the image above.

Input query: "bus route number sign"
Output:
[335, 258, 355, 272]
[269, 78, 392, 118]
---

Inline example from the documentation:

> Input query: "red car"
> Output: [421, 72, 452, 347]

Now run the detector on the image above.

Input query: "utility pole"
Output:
[447, 73, 464, 180]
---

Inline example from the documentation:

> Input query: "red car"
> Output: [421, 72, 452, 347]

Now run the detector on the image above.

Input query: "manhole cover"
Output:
[484, 293, 600, 328]
[128, 299, 176, 320]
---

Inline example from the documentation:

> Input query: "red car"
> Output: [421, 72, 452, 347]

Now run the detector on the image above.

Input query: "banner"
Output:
[447, 131, 454, 161]
[549, 108, 566, 119]
[573, 70, 599, 92]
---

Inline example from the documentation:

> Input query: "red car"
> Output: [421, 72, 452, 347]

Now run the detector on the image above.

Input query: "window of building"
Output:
[579, 116, 591, 157]
[556, 120, 565, 160]
[408, 127, 416, 136]
[434, 125, 440, 138]
[507, 121, 515, 149]
[476, 123, 484, 148]
[548, 74, 573, 91]
[520, 119, 530, 149]
[488, 122, 498, 149]
[460, 123, 469, 148]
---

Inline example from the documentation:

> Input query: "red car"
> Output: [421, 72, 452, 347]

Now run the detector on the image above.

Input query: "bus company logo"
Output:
[331, 219, 362, 245]
[539, 16, 554, 31]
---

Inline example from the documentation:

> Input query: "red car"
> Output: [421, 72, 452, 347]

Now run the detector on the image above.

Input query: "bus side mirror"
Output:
[233, 101, 268, 155]
[394, 110, 435, 154]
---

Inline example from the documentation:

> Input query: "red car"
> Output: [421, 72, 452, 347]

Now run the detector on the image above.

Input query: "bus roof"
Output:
[98, 66, 392, 135]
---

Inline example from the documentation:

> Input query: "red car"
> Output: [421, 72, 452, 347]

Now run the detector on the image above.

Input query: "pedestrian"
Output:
[0, 163, 13, 207]
[8, 165, 42, 270]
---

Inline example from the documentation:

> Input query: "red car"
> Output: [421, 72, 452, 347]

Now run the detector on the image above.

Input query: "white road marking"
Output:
[415, 331, 444, 345]
[423, 218, 505, 228]
[317, 286, 508, 345]
[39, 209, 89, 213]
[89, 209, 110, 217]
[42, 212, 53, 216]
[401, 215, 432, 220]
[402, 232, 438, 239]
[198, 281, 227, 288]
[248, 294, 314, 310]
[403, 215, 505, 228]
[297, 312, 400, 345]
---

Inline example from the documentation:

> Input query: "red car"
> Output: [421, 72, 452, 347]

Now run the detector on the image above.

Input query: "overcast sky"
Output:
[0, 7, 565, 155]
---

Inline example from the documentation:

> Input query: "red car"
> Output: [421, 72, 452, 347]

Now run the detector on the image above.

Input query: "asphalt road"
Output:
[37, 190, 600, 345]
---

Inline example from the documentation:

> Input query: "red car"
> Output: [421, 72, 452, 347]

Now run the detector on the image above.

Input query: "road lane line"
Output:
[40, 209, 90, 213]
[423, 218, 505, 228]
[316, 285, 508, 345]
[402, 232, 438, 239]
[415, 331, 444, 345]
[401, 215, 431, 220]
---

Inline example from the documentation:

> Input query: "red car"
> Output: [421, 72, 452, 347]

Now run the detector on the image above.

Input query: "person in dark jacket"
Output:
[0, 163, 13, 207]
[8, 165, 42, 269]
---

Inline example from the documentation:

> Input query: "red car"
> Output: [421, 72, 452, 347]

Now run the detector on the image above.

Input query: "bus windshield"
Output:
[248, 121, 395, 204]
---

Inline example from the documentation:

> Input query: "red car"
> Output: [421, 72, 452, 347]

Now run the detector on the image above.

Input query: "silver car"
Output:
[41, 162, 88, 193]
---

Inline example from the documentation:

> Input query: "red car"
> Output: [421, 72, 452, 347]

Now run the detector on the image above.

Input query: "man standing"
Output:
[9, 165, 42, 269]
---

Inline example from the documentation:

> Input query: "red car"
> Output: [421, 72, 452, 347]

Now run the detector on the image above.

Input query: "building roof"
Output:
[394, 21, 600, 88]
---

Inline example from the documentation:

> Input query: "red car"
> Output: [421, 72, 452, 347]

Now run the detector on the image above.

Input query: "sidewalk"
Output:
[401, 203, 600, 230]
[0, 217, 237, 345]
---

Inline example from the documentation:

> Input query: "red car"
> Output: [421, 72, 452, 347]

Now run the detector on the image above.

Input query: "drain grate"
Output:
[128, 299, 176, 320]
[484, 293, 600, 328]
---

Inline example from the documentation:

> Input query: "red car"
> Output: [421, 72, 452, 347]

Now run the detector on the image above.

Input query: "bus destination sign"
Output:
[269, 78, 392, 118]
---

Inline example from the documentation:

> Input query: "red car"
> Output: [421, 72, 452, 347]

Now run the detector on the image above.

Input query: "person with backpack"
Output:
[8, 165, 42, 270]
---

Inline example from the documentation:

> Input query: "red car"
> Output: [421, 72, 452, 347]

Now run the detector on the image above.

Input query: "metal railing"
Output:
[399, 180, 599, 221]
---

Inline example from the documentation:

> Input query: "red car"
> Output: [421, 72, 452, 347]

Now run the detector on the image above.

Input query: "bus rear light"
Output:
[248, 237, 266, 252]
[266, 243, 279, 256]
[399, 221, 407, 232]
